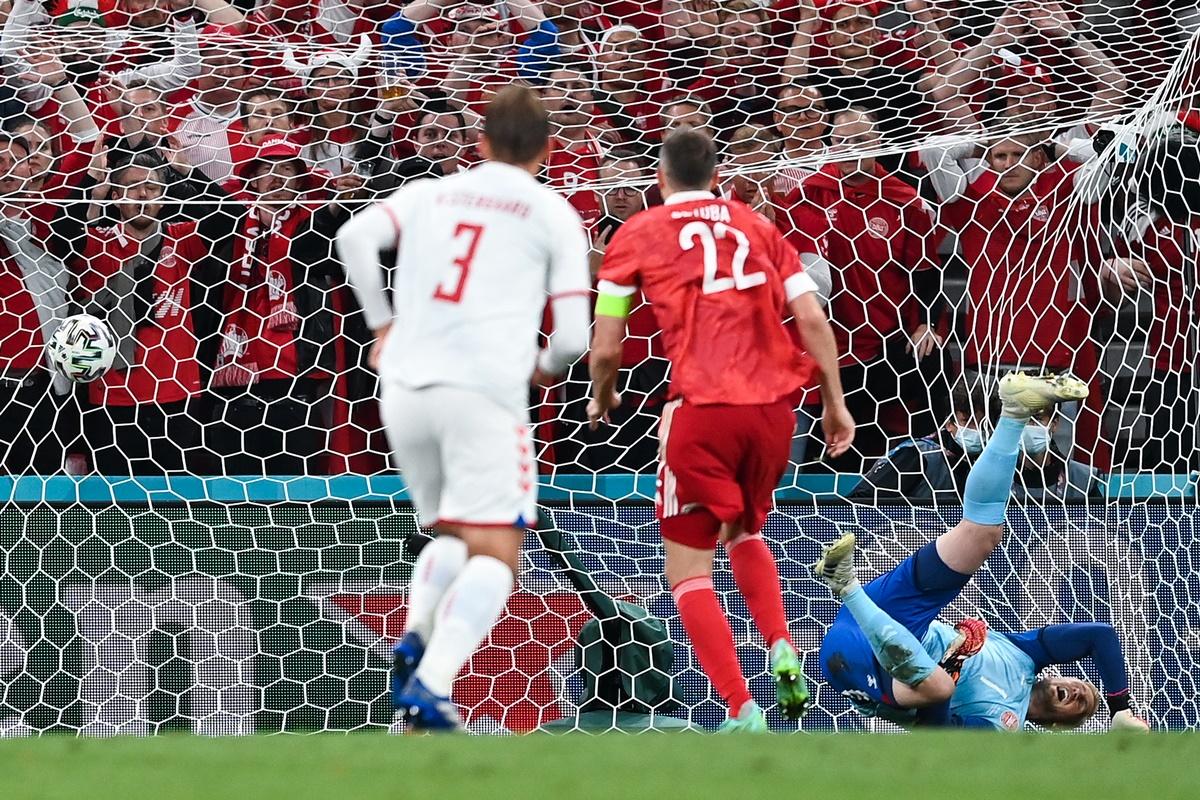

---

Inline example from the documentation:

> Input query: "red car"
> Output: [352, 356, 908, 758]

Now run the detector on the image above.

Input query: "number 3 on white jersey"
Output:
[679, 221, 765, 295]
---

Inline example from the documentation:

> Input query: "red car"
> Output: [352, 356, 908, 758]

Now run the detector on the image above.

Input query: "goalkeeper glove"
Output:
[1110, 709, 1150, 733]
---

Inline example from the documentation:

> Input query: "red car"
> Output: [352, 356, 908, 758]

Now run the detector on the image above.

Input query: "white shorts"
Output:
[380, 384, 538, 528]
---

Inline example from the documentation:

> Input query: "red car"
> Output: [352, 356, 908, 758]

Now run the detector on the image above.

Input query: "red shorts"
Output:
[657, 399, 795, 549]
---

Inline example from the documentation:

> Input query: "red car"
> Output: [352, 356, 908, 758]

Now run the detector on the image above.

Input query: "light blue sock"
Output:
[962, 416, 1024, 525]
[842, 584, 938, 687]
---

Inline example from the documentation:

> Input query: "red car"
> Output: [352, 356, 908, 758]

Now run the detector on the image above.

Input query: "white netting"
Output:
[0, 0, 1196, 734]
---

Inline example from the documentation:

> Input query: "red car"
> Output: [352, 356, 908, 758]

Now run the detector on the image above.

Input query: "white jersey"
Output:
[337, 160, 591, 416]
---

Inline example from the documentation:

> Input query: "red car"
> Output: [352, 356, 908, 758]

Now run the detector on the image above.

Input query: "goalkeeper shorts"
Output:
[820, 541, 972, 707]
[380, 383, 538, 529]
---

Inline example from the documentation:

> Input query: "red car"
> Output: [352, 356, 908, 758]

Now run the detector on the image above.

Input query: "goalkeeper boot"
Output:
[769, 640, 810, 720]
[939, 618, 988, 684]
[390, 631, 425, 709]
[998, 372, 1089, 419]
[717, 700, 769, 734]
[813, 531, 857, 598]
[397, 676, 465, 733]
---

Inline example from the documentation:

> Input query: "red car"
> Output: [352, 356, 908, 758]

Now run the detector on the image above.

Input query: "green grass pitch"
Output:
[2, 732, 1197, 800]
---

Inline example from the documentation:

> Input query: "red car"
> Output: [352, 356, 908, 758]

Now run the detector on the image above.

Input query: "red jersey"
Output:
[598, 192, 816, 405]
[78, 223, 204, 407]
[0, 228, 49, 372]
[942, 163, 1099, 369]
[781, 165, 937, 365]
[546, 136, 603, 221]
[1117, 211, 1199, 374]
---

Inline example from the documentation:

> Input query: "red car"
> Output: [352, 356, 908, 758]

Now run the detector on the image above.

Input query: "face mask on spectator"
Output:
[954, 426, 985, 455]
[1021, 423, 1052, 455]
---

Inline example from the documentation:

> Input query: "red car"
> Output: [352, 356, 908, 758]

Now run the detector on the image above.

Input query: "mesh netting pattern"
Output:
[0, 0, 1196, 733]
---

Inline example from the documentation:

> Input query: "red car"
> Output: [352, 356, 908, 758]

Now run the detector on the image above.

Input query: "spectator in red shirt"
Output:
[785, 0, 975, 145]
[922, 128, 1111, 466]
[682, 0, 780, 137]
[595, 25, 672, 154]
[561, 151, 665, 472]
[542, 63, 606, 219]
[772, 83, 828, 195]
[721, 123, 782, 223]
[281, 34, 384, 176]
[168, 31, 251, 182]
[0, 132, 74, 474]
[4, 48, 102, 246]
[381, 0, 562, 115]
[1100, 124, 1200, 471]
[239, 87, 302, 151]
[191, 138, 344, 475]
[781, 108, 947, 471]
[661, 94, 714, 137]
[77, 154, 204, 474]
[948, 1, 1126, 145]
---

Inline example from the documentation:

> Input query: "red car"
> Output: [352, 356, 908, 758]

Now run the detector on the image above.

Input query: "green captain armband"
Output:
[595, 292, 632, 318]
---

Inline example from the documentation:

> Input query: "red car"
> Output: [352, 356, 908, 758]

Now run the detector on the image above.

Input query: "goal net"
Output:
[0, 0, 1196, 734]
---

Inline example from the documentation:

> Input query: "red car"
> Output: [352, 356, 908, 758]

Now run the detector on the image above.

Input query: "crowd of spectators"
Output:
[0, 0, 1194, 483]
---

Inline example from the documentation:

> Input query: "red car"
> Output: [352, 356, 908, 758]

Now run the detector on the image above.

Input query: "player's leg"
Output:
[660, 402, 764, 732]
[397, 389, 536, 731]
[720, 400, 809, 719]
[379, 386, 465, 703]
[936, 372, 1089, 574]
[815, 532, 955, 707]
[817, 373, 1091, 711]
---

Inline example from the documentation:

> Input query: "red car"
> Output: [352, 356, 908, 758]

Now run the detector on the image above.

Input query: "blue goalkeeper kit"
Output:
[819, 417, 1025, 716]
[923, 622, 1036, 729]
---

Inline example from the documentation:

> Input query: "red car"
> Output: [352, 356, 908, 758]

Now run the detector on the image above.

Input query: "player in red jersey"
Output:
[588, 128, 854, 731]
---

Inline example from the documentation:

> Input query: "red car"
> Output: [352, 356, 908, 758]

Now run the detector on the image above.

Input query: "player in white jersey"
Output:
[335, 86, 591, 731]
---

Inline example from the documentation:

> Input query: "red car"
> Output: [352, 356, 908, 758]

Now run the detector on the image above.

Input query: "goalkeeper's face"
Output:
[1030, 676, 1100, 728]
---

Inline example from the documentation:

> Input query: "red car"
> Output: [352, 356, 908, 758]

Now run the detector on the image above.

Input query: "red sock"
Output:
[726, 533, 792, 648]
[672, 576, 752, 717]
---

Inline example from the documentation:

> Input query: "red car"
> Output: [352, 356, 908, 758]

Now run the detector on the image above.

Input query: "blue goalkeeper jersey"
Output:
[923, 621, 1037, 730]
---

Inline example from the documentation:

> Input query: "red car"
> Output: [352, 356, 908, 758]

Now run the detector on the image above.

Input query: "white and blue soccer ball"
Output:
[46, 314, 116, 383]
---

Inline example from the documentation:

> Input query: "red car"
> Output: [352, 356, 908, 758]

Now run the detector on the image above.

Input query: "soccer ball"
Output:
[46, 314, 117, 383]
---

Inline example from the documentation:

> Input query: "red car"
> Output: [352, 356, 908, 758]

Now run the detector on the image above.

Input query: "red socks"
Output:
[672, 576, 752, 717]
[726, 532, 792, 648]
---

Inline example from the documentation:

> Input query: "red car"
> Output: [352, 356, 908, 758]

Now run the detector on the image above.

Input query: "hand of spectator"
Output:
[747, 182, 776, 223]
[334, 173, 366, 196]
[531, 367, 556, 388]
[587, 390, 623, 430]
[905, 0, 935, 25]
[162, 135, 195, 174]
[1101, 257, 1154, 293]
[377, 84, 421, 118]
[87, 138, 109, 186]
[988, 4, 1028, 47]
[822, 402, 855, 459]
[906, 323, 943, 359]
[589, 223, 616, 277]
[1028, 1, 1076, 39]
[18, 46, 68, 87]
[466, 20, 504, 54]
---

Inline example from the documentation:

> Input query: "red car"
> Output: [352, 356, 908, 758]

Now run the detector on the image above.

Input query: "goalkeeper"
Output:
[812, 372, 1149, 730]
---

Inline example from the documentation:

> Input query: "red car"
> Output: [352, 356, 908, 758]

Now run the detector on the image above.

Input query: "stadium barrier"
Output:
[0, 477, 1194, 734]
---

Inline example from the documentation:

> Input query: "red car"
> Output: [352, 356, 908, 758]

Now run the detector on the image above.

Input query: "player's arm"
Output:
[1008, 623, 1149, 731]
[334, 196, 405, 369]
[587, 226, 641, 429]
[537, 202, 592, 386]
